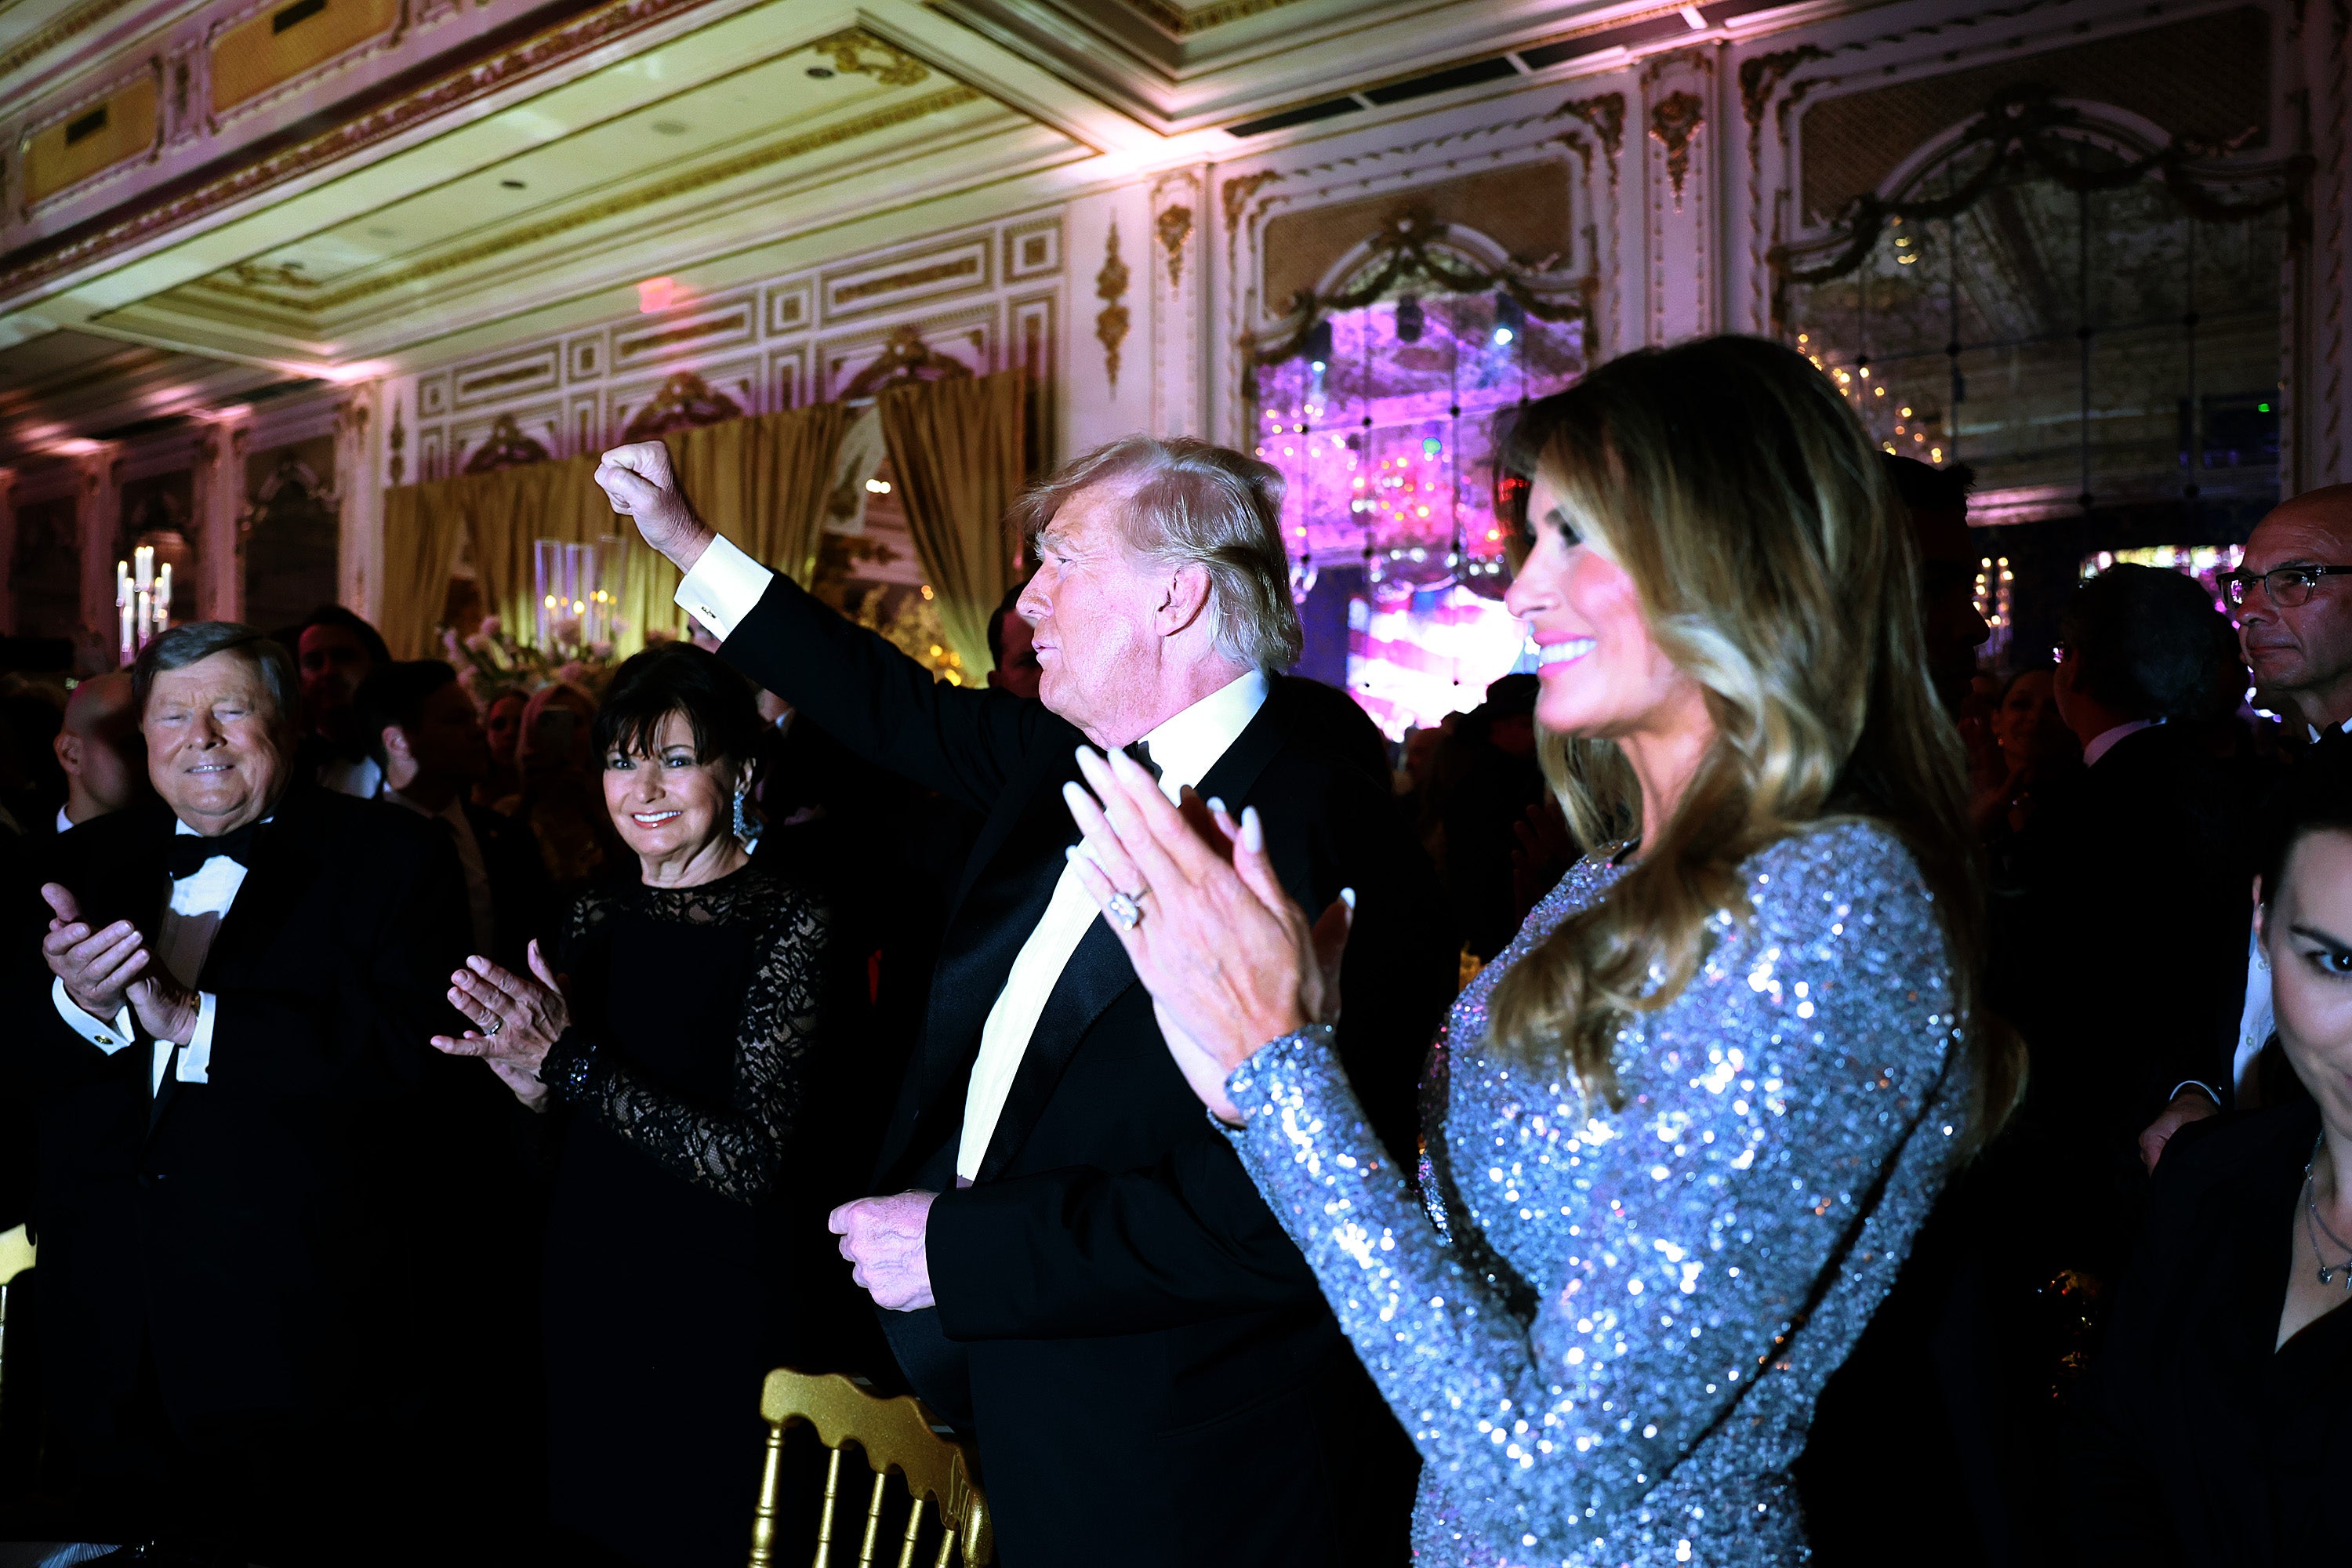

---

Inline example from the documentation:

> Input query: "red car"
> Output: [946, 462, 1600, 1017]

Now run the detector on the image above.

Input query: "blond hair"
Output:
[1013, 436, 1303, 671]
[1488, 336, 2022, 1158]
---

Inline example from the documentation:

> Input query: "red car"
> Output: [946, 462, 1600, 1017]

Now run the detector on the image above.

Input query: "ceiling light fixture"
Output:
[500, 178, 526, 190]
[806, 66, 834, 78]
[637, 277, 680, 313]
[652, 120, 688, 135]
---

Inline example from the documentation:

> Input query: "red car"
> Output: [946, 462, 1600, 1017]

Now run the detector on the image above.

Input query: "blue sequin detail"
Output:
[1224, 821, 1969, 1566]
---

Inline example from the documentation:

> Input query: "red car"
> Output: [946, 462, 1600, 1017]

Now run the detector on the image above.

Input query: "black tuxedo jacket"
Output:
[5, 786, 475, 1449]
[1994, 724, 2259, 1266]
[459, 797, 558, 970]
[719, 573, 1456, 1568]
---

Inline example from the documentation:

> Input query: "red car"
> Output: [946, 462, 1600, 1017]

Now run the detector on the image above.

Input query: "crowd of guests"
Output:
[0, 330, 2345, 1568]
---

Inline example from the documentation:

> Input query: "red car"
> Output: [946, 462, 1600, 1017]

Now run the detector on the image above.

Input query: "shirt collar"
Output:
[173, 814, 275, 837]
[2084, 717, 2161, 768]
[382, 786, 467, 829]
[1135, 670, 1269, 800]
[2307, 715, 2352, 742]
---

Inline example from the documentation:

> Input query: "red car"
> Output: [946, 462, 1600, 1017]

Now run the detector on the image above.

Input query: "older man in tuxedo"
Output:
[12, 622, 480, 1564]
[597, 434, 1454, 1568]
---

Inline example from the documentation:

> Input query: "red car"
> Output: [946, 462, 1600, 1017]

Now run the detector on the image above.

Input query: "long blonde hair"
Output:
[1486, 336, 2022, 1157]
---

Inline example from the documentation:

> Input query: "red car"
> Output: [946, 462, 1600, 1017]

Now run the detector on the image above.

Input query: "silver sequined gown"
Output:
[1223, 821, 1969, 1566]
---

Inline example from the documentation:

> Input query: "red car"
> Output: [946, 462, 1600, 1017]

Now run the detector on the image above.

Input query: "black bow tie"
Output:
[1122, 740, 1162, 782]
[2317, 724, 2352, 753]
[166, 822, 261, 880]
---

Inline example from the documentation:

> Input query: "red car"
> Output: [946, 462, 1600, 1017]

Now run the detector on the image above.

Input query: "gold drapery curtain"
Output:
[379, 401, 848, 662]
[878, 367, 1028, 679]
[379, 484, 470, 659]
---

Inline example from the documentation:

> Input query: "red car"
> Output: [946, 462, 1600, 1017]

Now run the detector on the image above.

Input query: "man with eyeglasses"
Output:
[2227, 487, 2352, 746]
[2140, 489, 2352, 1170]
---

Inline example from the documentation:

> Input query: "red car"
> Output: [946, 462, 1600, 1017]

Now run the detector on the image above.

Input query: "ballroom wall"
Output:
[1, 0, 2339, 670]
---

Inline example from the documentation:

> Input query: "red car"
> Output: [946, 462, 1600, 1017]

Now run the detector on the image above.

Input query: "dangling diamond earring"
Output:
[731, 783, 758, 844]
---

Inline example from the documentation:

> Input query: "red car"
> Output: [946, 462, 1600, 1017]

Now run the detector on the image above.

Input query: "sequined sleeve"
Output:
[546, 885, 830, 1204]
[1222, 823, 1961, 1549]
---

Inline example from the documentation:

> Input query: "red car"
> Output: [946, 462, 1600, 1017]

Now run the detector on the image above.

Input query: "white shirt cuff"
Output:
[673, 534, 772, 641]
[177, 992, 219, 1083]
[53, 975, 134, 1053]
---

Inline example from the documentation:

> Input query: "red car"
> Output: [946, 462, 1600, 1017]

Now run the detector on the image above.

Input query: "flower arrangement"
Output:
[440, 614, 623, 703]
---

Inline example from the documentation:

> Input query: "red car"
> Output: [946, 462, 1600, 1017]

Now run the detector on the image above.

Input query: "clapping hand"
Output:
[42, 883, 146, 1023]
[431, 941, 571, 1110]
[41, 883, 198, 1044]
[1058, 746, 1352, 1125]
[593, 441, 714, 571]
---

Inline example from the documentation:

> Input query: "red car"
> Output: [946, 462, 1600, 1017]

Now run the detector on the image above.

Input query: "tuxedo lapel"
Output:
[873, 745, 1089, 1181]
[150, 792, 314, 1138]
[970, 691, 1297, 1182]
[972, 919, 1134, 1182]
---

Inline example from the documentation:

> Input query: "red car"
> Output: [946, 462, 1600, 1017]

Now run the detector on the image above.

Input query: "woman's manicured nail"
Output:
[1206, 797, 1226, 815]
[1341, 887, 1357, 910]
[1240, 807, 1264, 854]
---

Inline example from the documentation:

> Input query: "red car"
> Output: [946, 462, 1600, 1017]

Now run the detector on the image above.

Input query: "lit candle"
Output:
[154, 564, 172, 630]
[118, 567, 133, 662]
[134, 546, 154, 593]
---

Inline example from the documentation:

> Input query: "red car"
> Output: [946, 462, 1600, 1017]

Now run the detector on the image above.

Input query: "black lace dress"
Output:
[538, 859, 832, 1568]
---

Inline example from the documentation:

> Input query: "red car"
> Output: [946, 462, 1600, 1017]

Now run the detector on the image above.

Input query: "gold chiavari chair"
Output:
[0, 1224, 34, 1432]
[746, 1368, 992, 1568]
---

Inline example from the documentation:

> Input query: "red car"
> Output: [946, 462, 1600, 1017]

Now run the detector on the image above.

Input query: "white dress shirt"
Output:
[2082, 717, 2160, 768]
[50, 818, 254, 1092]
[953, 669, 1267, 1178]
[318, 752, 383, 800]
[676, 533, 1271, 1180]
[386, 786, 496, 954]
[55, 805, 74, 834]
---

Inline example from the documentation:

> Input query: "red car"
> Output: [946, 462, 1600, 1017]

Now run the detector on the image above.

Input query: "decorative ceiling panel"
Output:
[71, 15, 1065, 362]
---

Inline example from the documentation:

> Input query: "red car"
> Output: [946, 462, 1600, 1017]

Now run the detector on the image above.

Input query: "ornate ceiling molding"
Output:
[0, 0, 145, 85]
[0, 0, 730, 310]
[181, 82, 984, 317]
[1120, 0, 1317, 37]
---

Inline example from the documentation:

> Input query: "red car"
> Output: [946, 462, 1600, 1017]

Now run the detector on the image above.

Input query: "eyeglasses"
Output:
[2219, 564, 2352, 607]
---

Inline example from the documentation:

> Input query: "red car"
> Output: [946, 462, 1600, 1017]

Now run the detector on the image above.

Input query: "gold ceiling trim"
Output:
[804, 27, 930, 85]
[188, 84, 986, 316]
[0, 0, 716, 310]
[1121, 0, 1316, 38]
[0, 0, 143, 85]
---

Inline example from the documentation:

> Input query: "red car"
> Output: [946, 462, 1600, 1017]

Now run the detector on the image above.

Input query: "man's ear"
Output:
[382, 724, 414, 767]
[2252, 875, 2268, 949]
[1157, 562, 1215, 637]
[53, 729, 82, 779]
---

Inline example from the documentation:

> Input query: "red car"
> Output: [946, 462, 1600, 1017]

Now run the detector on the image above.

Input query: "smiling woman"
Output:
[426, 641, 875, 1567]
[1058, 334, 2024, 1566]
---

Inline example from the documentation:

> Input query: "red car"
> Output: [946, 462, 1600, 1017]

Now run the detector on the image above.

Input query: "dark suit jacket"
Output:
[5, 786, 474, 1448]
[719, 573, 1457, 1568]
[461, 797, 558, 971]
[2066, 1098, 2347, 1564]
[1995, 723, 2258, 1260]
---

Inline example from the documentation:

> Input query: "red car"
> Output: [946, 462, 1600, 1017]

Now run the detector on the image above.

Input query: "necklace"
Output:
[2302, 1138, 2352, 1291]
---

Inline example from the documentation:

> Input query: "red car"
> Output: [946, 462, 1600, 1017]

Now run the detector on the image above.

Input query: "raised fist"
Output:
[593, 441, 713, 569]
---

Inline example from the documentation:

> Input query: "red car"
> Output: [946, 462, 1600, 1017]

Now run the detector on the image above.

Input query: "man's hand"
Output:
[41, 883, 148, 1023]
[829, 1190, 938, 1311]
[593, 441, 714, 572]
[2138, 1089, 2220, 1173]
[128, 972, 201, 1047]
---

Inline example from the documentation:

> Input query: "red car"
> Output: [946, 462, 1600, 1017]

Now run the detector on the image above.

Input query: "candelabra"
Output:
[116, 546, 171, 664]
